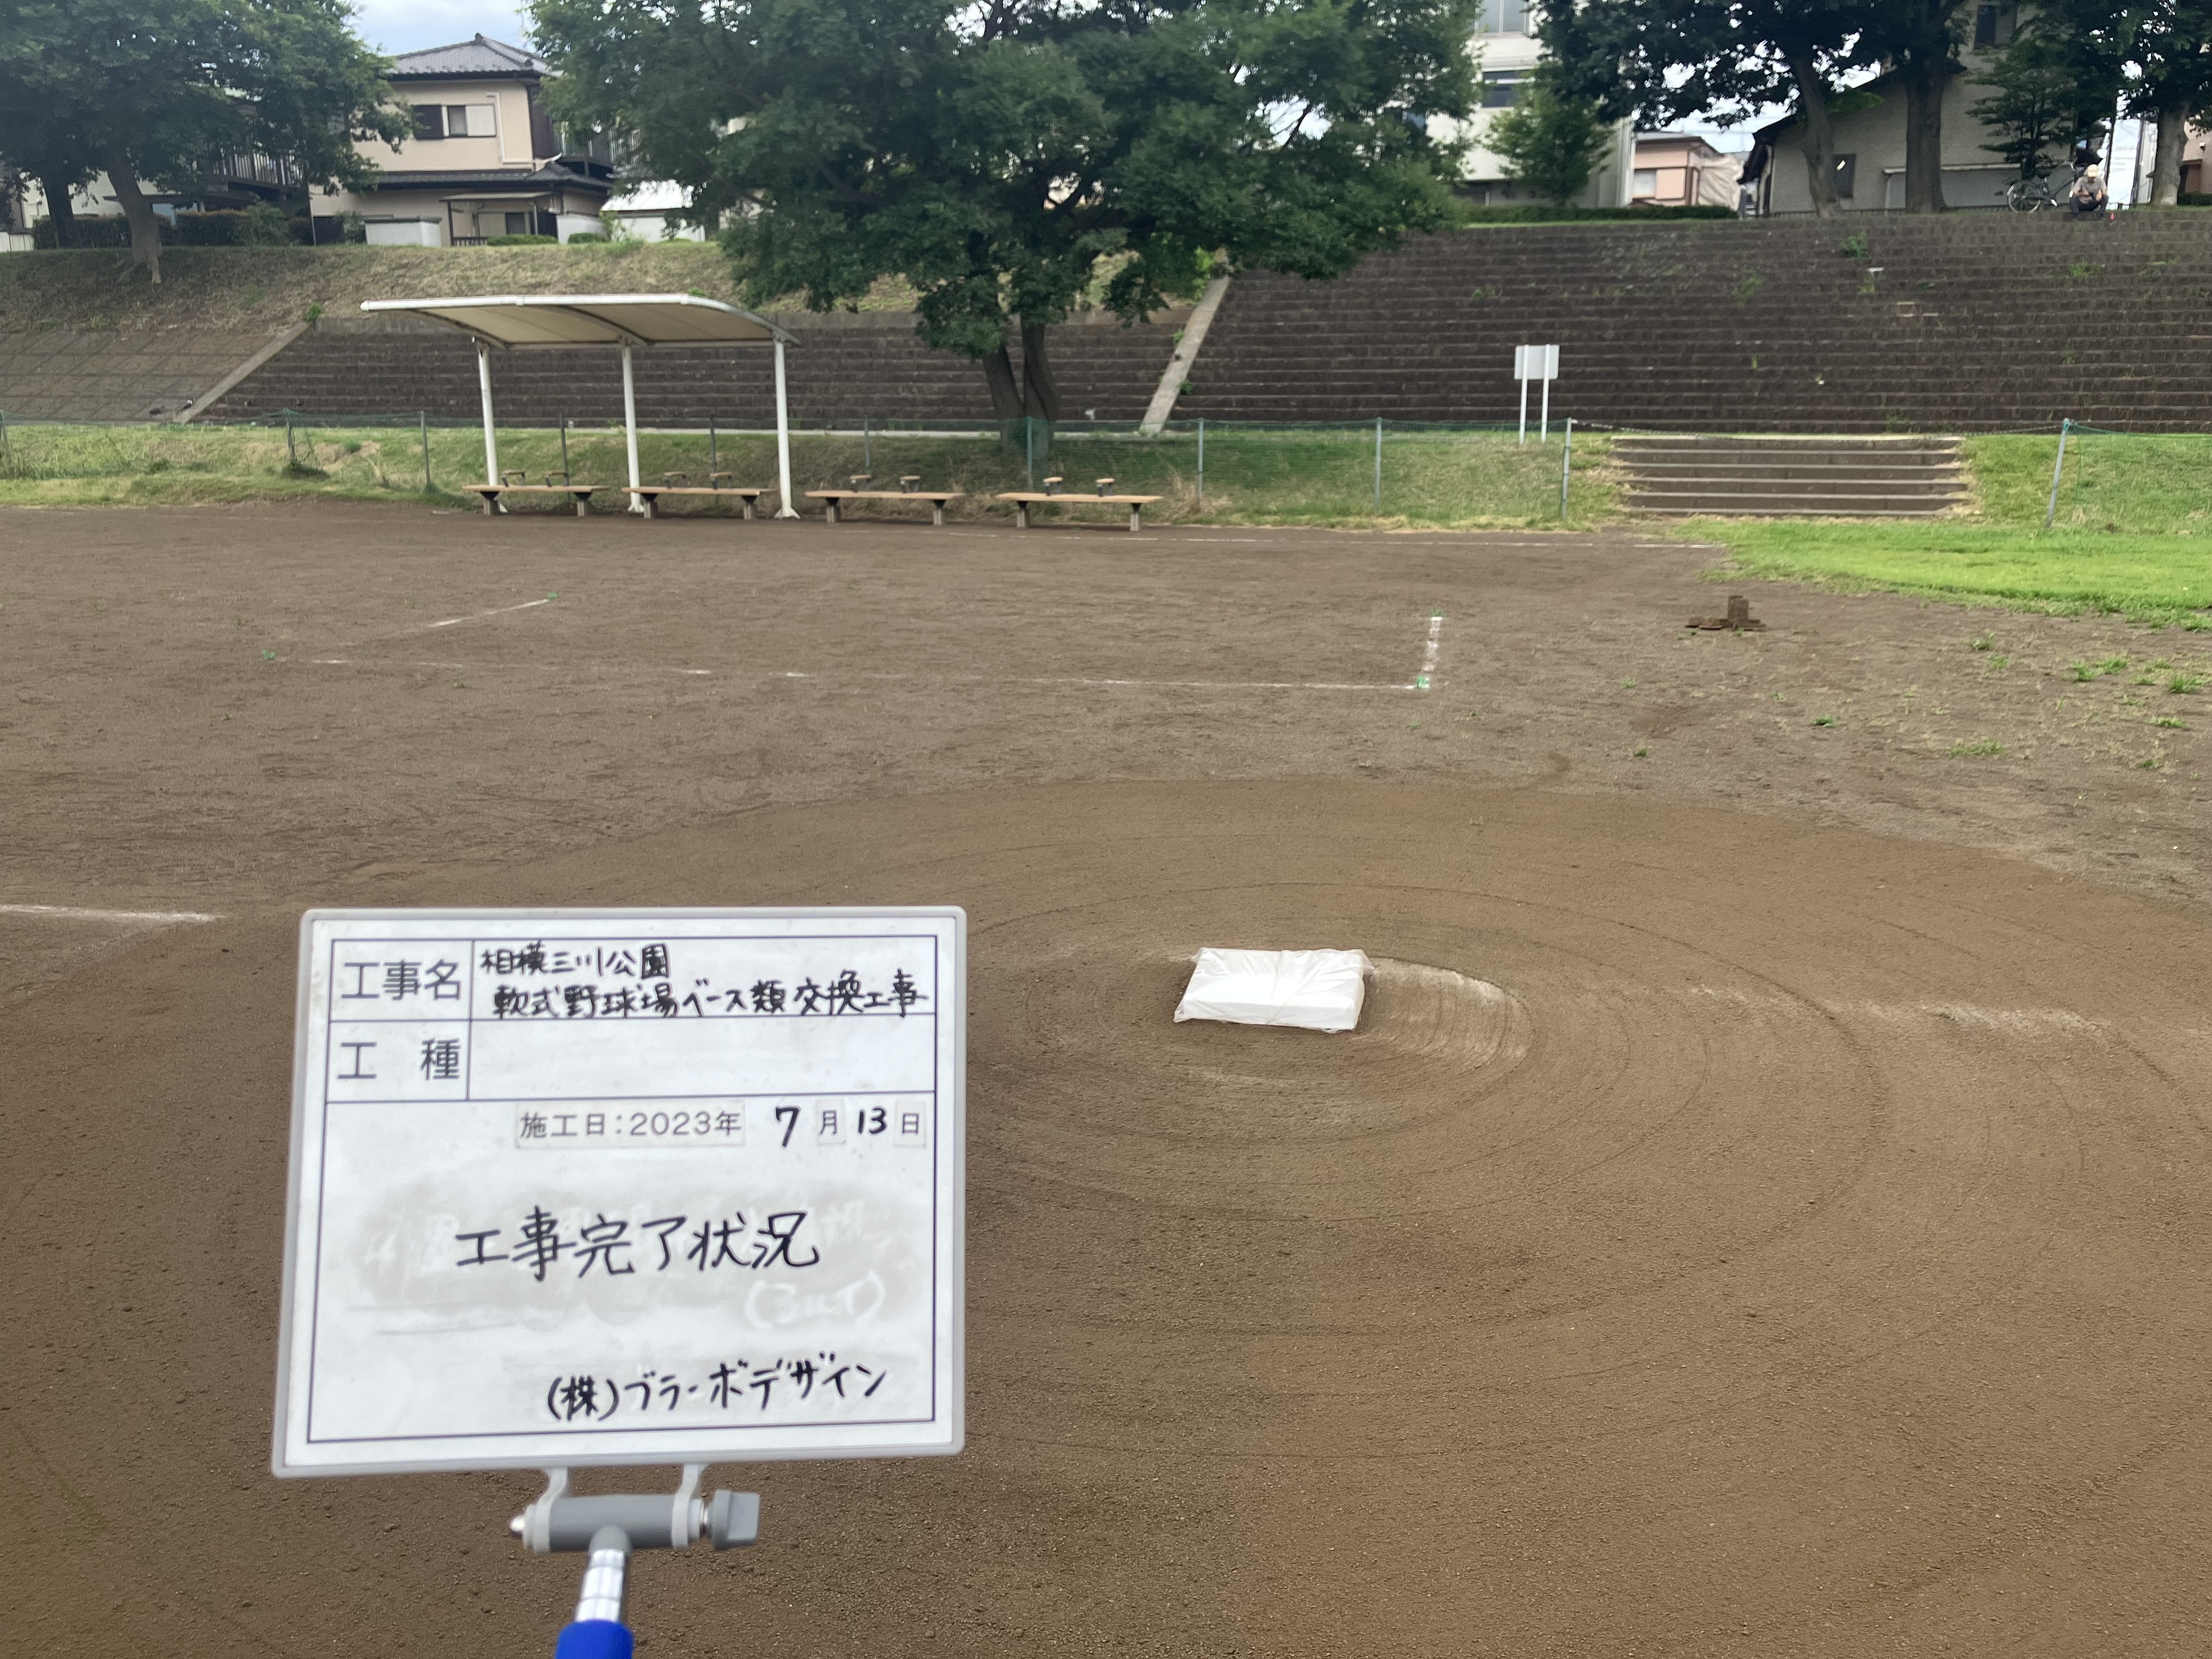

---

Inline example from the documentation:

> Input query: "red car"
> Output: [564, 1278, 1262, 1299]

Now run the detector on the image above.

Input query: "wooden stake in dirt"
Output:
[1687, 595, 1765, 631]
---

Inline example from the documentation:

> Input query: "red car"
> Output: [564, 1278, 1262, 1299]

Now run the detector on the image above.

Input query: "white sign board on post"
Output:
[273, 907, 965, 1476]
[1513, 343, 1561, 443]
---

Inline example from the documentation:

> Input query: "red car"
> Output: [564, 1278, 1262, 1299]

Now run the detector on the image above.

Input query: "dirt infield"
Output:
[2, 504, 2207, 1657]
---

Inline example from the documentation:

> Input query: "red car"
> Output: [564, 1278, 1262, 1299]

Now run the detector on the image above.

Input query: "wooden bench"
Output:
[998, 476, 1163, 532]
[465, 483, 598, 516]
[627, 485, 773, 520]
[805, 486, 964, 526]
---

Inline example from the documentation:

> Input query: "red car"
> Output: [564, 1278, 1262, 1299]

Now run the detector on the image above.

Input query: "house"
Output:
[1435, 0, 1635, 208]
[311, 35, 616, 245]
[1741, 1, 2147, 213]
[1, 33, 615, 247]
[1631, 133, 1745, 210]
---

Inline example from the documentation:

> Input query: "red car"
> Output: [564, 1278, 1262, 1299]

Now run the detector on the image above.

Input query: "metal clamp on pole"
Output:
[511, 1466, 762, 1659]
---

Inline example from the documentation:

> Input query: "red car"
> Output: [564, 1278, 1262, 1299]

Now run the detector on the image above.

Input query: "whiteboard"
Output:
[272, 907, 964, 1475]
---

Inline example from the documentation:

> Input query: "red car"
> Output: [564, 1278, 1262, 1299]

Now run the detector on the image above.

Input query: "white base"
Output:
[1173, 947, 1371, 1033]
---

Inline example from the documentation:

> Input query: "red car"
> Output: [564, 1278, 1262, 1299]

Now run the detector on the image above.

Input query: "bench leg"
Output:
[1128, 506, 1141, 532]
[825, 501, 839, 524]
[641, 495, 657, 521]
[481, 492, 497, 517]
[574, 493, 588, 518]
[742, 497, 755, 521]
[1015, 503, 1029, 529]
[932, 502, 946, 527]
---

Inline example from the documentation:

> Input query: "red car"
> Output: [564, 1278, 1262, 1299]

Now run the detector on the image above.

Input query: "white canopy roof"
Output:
[359, 292, 795, 349]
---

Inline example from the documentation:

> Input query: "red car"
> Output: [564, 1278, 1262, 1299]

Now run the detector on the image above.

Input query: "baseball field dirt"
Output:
[2, 503, 2205, 1657]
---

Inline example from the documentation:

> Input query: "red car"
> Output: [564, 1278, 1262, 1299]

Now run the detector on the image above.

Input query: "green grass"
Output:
[1966, 432, 2212, 534]
[0, 420, 1618, 530]
[1697, 523, 2210, 624]
[1671, 430, 2212, 625]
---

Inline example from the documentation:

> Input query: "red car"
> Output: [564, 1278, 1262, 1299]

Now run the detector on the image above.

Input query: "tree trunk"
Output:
[2151, 105, 2186, 206]
[103, 146, 165, 283]
[1019, 319, 1061, 422]
[1900, 63, 1951, 213]
[980, 341, 1024, 420]
[1785, 56, 1839, 218]
[37, 171, 80, 246]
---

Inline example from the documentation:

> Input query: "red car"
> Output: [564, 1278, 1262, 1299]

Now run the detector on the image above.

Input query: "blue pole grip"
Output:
[554, 1620, 634, 1659]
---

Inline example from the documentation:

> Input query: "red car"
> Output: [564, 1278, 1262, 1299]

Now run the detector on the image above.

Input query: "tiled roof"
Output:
[390, 35, 550, 78]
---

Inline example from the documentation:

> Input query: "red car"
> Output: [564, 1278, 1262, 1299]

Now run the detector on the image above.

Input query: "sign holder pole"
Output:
[1540, 371, 1551, 443]
[1517, 370, 1529, 445]
[512, 1465, 762, 1658]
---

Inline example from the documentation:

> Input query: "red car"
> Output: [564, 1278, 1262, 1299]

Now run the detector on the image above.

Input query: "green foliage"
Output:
[484, 234, 560, 246]
[0, 0, 405, 277]
[1485, 65, 1615, 206]
[1971, 12, 2118, 178]
[531, 0, 1481, 418]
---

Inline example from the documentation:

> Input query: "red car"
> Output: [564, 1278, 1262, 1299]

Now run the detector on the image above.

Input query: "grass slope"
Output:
[0, 420, 1614, 531]
[0, 244, 924, 337]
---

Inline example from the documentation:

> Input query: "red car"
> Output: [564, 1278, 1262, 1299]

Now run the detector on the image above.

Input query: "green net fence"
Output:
[0, 411, 2204, 534]
[0, 411, 1605, 527]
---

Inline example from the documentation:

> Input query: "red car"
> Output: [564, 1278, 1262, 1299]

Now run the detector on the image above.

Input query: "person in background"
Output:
[2070, 165, 2109, 217]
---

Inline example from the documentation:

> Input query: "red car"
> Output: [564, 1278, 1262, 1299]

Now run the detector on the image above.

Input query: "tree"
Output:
[0, 0, 405, 281]
[1970, 8, 2120, 181]
[1541, 0, 1866, 218]
[1858, 0, 1973, 212]
[2112, 1, 2212, 206]
[532, 0, 1482, 422]
[1484, 62, 1613, 204]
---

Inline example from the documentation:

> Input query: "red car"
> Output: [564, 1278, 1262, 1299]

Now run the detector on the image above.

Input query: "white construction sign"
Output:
[1514, 343, 1561, 443]
[273, 907, 965, 1476]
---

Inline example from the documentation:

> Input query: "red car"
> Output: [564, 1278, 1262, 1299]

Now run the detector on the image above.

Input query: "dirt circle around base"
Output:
[4, 781, 2205, 1657]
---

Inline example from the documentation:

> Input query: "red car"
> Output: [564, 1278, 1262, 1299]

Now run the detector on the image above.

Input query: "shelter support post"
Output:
[475, 341, 500, 511]
[773, 340, 798, 518]
[621, 345, 644, 515]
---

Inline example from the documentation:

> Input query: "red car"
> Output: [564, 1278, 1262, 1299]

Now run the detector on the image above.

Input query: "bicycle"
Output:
[2008, 165, 2105, 214]
[2006, 170, 2068, 212]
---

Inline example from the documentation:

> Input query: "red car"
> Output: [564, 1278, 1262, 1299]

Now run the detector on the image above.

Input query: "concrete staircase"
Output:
[198, 308, 1185, 427]
[1178, 214, 2212, 432]
[1614, 435, 1969, 516]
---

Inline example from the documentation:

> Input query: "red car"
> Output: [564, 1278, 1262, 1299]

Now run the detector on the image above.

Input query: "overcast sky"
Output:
[351, 0, 532, 56]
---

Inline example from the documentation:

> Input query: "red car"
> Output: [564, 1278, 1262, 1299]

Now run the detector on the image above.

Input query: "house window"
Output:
[1632, 168, 1658, 198]
[1832, 153, 1857, 199]
[446, 105, 477, 138]
[1481, 72, 1527, 108]
[1973, 4, 2017, 48]
[1478, 0, 1531, 32]
[411, 104, 444, 140]
[504, 212, 531, 235]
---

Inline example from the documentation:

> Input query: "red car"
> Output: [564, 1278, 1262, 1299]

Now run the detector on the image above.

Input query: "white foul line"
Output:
[416, 597, 553, 633]
[0, 904, 222, 924]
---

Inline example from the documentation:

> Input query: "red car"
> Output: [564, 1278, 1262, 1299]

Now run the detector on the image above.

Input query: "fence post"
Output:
[1196, 418, 1204, 505]
[1373, 417, 1383, 512]
[1560, 417, 1573, 520]
[863, 414, 870, 475]
[1025, 416, 1034, 490]
[2044, 417, 2072, 529]
[708, 416, 717, 473]
[285, 411, 297, 469]
[0, 410, 10, 471]
[420, 410, 432, 492]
